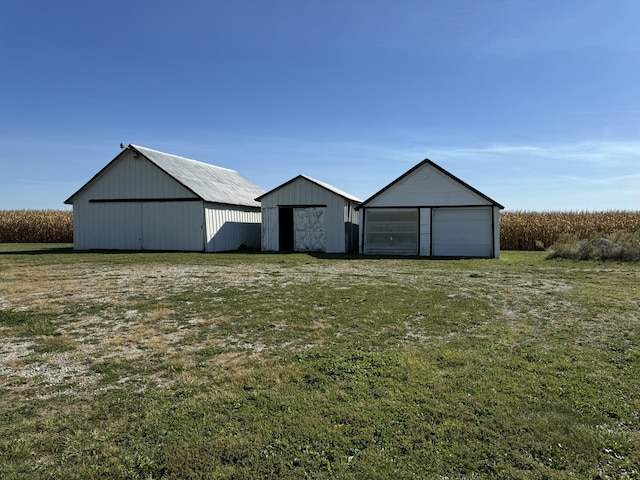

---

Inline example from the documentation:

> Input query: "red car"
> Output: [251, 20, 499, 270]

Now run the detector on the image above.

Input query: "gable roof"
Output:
[359, 158, 504, 209]
[65, 144, 264, 207]
[255, 174, 362, 203]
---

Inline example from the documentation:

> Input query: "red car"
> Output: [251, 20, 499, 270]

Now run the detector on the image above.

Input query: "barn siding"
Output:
[205, 205, 261, 252]
[80, 150, 198, 200]
[261, 207, 279, 251]
[493, 206, 501, 258]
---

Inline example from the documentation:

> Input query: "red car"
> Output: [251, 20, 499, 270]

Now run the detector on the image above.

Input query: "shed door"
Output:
[432, 207, 492, 257]
[261, 207, 279, 251]
[294, 207, 326, 252]
[364, 208, 418, 255]
[84, 202, 142, 250]
[279, 208, 294, 251]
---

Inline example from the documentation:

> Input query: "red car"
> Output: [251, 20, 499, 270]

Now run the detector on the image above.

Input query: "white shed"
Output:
[64, 144, 265, 252]
[256, 175, 361, 253]
[359, 159, 504, 258]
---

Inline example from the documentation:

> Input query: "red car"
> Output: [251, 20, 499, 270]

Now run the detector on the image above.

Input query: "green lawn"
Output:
[0, 245, 638, 479]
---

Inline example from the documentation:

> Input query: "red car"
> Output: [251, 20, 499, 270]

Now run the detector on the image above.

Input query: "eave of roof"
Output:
[64, 149, 128, 204]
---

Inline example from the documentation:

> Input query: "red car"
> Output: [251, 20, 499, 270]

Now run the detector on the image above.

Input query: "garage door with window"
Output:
[364, 208, 418, 255]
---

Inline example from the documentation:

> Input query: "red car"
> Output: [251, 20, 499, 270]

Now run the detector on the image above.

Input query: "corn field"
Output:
[500, 210, 640, 251]
[0, 210, 73, 243]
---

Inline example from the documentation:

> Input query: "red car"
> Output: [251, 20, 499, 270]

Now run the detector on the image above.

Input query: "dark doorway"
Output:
[279, 207, 294, 251]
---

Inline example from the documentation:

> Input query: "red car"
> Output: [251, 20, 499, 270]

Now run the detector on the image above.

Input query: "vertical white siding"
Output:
[493, 206, 500, 258]
[204, 205, 261, 252]
[419, 207, 431, 256]
[80, 150, 198, 200]
[365, 163, 492, 207]
[261, 207, 279, 251]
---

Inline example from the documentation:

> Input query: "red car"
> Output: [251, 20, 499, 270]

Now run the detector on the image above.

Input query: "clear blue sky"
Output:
[1, 0, 639, 211]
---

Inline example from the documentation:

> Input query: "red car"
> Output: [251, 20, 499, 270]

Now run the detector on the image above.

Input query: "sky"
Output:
[1, 0, 639, 211]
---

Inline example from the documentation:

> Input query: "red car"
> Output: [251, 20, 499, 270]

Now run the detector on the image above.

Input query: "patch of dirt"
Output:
[0, 261, 336, 398]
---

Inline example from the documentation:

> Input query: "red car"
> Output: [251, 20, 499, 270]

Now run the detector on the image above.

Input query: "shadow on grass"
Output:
[0, 246, 155, 256]
[246, 250, 492, 261]
[0, 246, 76, 255]
[0, 244, 498, 261]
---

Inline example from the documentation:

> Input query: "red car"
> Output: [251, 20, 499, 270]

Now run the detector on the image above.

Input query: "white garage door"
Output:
[294, 207, 326, 252]
[432, 207, 493, 257]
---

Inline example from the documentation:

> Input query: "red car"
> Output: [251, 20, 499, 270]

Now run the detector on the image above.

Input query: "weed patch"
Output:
[547, 231, 640, 262]
[0, 309, 58, 336]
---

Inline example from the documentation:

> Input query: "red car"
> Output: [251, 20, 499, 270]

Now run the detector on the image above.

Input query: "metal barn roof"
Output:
[65, 144, 264, 208]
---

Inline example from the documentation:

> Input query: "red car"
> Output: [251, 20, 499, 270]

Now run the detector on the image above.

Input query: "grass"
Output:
[0, 244, 639, 478]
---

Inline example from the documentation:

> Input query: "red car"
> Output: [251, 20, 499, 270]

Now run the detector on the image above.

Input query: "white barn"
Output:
[64, 144, 265, 252]
[359, 159, 504, 258]
[256, 175, 361, 253]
